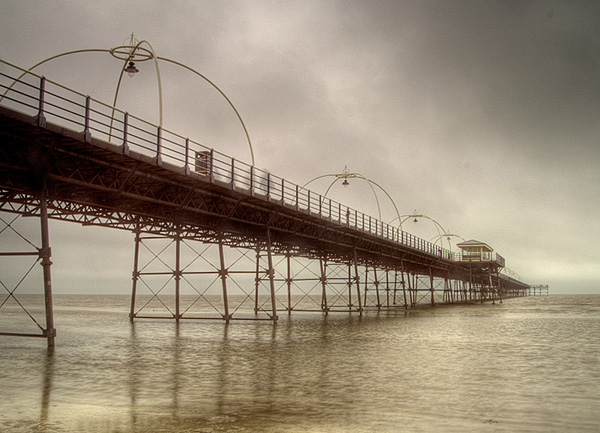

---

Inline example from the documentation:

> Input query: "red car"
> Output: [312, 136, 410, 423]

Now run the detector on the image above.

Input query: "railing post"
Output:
[209, 149, 215, 183]
[122, 112, 129, 155]
[319, 194, 322, 216]
[184, 138, 190, 175]
[267, 172, 271, 200]
[84, 96, 92, 143]
[38, 76, 46, 127]
[250, 165, 255, 196]
[156, 126, 162, 166]
[231, 158, 235, 189]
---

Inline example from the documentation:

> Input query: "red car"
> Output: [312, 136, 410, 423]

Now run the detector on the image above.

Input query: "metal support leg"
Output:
[353, 247, 363, 315]
[40, 186, 55, 347]
[406, 271, 413, 306]
[468, 268, 473, 302]
[374, 267, 381, 309]
[287, 253, 293, 315]
[254, 246, 261, 314]
[393, 270, 398, 305]
[489, 272, 496, 305]
[385, 269, 390, 308]
[429, 267, 435, 307]
[266, 228, 278, 323]
[401, 267, 408, 308]
[497, 270, 503, 303]
[218, 238, 230, 323]
[347, 263, 353, 309]
[174, 232, 181, 320]
[319, 258, 328, 315]
[129, 229, 141, 321]
[362, 266, 369, 307]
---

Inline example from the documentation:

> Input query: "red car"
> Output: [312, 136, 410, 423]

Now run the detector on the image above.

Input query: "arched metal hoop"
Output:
[0, 35, 255, 166]
[110, 45, 154, 62]
[389, 213, 452, 249]
[302, 167, 402, 225]
[430, 233, 465, 252]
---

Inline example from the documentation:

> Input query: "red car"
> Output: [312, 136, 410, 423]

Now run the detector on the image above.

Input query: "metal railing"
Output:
[454, 252, 505, 267]
[0, 58, 457, 261]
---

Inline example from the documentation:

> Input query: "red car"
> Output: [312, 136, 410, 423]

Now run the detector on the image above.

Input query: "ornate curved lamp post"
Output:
[429, 233, 466, 252]
[389, 211, 454, 249]
[0, 33, 255, 166]
[301, 166, 402, 224]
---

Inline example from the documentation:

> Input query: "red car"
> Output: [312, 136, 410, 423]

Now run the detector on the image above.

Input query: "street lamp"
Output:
[302, 166, 402, 224]
[429, 233, 466, 252]
[390, 212, 454, 248]
[0, 33, 255, 166]
[124, 61, 139, 77]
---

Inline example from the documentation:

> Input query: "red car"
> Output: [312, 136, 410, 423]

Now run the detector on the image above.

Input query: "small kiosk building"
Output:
[456, 239, 494, 262]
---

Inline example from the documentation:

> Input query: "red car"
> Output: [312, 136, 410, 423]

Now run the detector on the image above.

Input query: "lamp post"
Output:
[429, 233, 466, 252]
[0, 33, 255, 166]
[390, 212, 455, 250]
[301, 165, 402, 224]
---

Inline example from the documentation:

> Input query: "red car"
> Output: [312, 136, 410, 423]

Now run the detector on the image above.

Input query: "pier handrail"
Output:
[0, 58, 457, 261]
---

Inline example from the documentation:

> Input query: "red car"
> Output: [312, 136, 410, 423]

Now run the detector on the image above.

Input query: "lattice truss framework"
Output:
[126, 232, 512, 322]
[0, 211, 50, 337]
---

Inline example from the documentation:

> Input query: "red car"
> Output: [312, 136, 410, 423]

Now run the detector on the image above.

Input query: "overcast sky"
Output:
[1, 0, 599, 294]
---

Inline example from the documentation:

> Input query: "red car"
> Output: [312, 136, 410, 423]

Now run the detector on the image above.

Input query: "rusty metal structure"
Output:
[0, 59, 530, 345]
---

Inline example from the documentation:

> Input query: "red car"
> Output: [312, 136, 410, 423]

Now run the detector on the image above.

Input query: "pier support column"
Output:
[400, 265, 408, 309]
[287, 253, 293, 315]
[353, 248, 363, 315]
[129, 229, 141, 321]
[429, 267, 435, 307]
[266, 228, 278, 323]
[174, 231, 181, 321]
[406, 271, 414, 307]
[496, 270, 503, 303]
[218, 237, 231, 323]
[40, 185, 56, 347]
[489, 272, 495, 305]
[385, 268, 390, 308]
[319, 258, 328, 315]
[373, 267, 381, 309]
[254, 246, 261, 314]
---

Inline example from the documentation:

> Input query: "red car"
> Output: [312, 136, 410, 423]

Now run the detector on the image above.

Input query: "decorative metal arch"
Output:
[301, 166, 402, 225]
[429, 233, 466, 252]
[389, 212, 454, 250]
[0, 34, 255, 166]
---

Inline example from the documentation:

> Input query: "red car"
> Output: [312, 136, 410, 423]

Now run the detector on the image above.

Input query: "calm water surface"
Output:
[1, 295, 599, 432]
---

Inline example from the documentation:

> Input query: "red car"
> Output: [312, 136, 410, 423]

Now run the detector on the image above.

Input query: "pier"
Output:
[0, 59, 531, 346]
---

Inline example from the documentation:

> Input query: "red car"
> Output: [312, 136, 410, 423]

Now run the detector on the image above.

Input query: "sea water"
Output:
[1, 294, 599, 432]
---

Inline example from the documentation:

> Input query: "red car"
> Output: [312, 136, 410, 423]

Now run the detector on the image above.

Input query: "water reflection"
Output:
[40, 346, 54, 424]
[19, 296, 600, 432]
